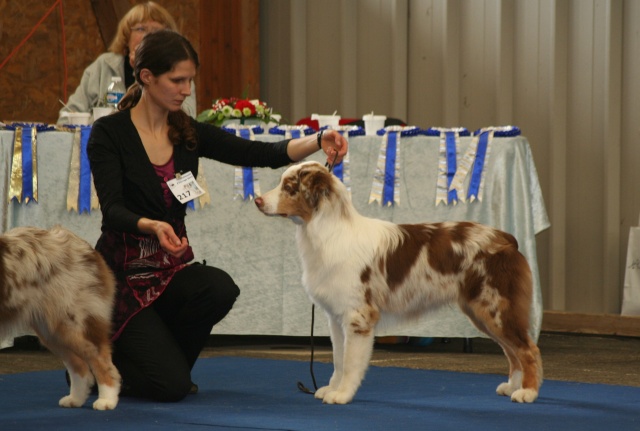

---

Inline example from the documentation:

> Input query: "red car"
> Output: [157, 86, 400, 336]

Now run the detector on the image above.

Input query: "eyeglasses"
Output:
[131, 24, 165, 34]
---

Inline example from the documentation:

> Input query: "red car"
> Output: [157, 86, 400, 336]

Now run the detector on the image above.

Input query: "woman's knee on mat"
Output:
[148, 372, 193, 402]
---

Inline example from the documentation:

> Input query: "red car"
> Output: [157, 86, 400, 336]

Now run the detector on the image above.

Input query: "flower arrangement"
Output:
[197, 98, 279, 127]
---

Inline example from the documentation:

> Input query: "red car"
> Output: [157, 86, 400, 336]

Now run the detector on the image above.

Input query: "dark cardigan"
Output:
[86, 110, 292, 338]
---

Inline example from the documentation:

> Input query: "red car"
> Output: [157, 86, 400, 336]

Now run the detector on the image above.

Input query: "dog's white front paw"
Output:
[321, 389, 355, 405]
[510, 388, 538, 403]
[59, 394, 86, 408]
[314, 385, 332, 400]
[496, 381, 517, 397]
[93, 397, 118, 410]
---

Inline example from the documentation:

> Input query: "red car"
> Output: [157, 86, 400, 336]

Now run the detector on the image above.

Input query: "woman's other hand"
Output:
[138, 218, 189, 258]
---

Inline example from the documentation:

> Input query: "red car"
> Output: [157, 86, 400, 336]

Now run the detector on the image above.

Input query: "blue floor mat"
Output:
[0, 356, 638, 431]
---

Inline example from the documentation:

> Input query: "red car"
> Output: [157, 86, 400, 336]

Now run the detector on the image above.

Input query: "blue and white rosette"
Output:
[228, 125, 261, 201]
[369, 126, 418, 206]
[462, 125, 519, 202]
[64, 125, 99, 213]
[268, 125, 315, 139]
[7, 123, 53, 204]
[449, 125, 519, 203]
[428, 127, 469, 206]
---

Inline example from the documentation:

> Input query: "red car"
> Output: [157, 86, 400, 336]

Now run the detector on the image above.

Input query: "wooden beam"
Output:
[198, 0, 260, 113]
[542, 311, 640, 337]
[90, 0, 131, 49]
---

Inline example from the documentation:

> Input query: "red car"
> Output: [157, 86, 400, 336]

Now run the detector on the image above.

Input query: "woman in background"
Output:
[58, 1, 196, 123]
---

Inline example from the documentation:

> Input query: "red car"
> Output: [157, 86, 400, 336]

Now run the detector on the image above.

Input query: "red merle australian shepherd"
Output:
[255, 161, 542, 405]
[0, 226, 120, 410]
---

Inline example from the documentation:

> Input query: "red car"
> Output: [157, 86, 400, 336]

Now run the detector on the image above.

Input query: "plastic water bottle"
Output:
[106, 76, 125, 110]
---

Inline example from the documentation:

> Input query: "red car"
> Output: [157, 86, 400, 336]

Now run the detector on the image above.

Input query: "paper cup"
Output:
[92, 107, 115, 121]
[67, 112, 92, 125]
[363, 114, 386, 135]
[312, 113, 341, 129]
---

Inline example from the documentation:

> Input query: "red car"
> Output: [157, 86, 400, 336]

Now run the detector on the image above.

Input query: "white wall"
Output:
[260, 0, 640, 314]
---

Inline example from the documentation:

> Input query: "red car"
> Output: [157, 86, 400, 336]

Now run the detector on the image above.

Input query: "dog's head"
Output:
[255, 161, 337, 225]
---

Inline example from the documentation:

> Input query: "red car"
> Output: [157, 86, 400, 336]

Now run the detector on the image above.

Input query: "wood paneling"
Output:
[90, 0, 132, 49]
[198, 0, 260, 113]
[542, 311, 640, 337]
[0, 0, 201, 124]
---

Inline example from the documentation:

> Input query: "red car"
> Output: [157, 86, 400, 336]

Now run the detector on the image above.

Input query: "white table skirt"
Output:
[0, 130, 549, 343]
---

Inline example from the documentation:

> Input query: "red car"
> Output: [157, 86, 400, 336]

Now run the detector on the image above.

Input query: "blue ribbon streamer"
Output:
[78, 126, 92, 213]
[242, 167, 255, 199]
[333, 161, 344, 182]
[383, 131, 398, 206]
[468, 131, 489, 200]
[238, 129, 255, 199]
[21, 127, 34, 202]
[332, 130, 345, 182]
[445, 131, 458, 203]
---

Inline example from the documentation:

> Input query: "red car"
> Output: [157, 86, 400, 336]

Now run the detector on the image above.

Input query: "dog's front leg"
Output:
[320, 310, 376, 404]
[315, 315, 344, 400]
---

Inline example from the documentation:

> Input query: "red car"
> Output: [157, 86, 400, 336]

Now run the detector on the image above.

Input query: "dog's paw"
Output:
[510, 388, 538, 403]
[314, 385, 332, 400]
[93, 397, 118, 410]
[496, 381, 517, 397]
[58, 394, 85, 408]
[321, 390, 354, 405]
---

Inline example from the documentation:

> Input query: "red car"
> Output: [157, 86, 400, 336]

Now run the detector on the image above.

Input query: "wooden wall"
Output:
[0, 0, 258, 124]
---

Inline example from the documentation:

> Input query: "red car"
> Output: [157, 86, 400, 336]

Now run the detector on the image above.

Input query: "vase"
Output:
[240, 118, 263, 126]
[221, 119, 241, 127]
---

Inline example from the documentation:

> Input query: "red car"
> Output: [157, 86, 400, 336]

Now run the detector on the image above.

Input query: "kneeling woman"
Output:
[87, 29, 348, 401]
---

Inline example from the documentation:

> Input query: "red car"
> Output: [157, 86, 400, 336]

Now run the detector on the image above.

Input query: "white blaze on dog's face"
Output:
[256, 161, 333, 225]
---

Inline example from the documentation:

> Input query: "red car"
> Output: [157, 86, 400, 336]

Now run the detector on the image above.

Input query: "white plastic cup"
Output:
[363, 114, 386, 136]
[312, 113, 341, 129]
[92, 107, 115, 121]
[67, 112, 92, 125]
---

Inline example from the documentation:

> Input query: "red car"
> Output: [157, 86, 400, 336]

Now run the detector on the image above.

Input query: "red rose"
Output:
[234, 99, 256, 116]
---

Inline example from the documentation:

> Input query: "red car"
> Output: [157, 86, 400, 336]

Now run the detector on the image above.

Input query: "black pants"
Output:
[112, 264, 240, 402]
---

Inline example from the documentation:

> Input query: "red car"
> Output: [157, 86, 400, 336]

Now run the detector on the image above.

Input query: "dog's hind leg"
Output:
[73, 317, 121, 410]
[319, 308, 378, 404]
[87, 343, 121, 410]
[461, 301, 542, 403]
[504, 337, 542, 403]
[39, 319, 120, 410]
[36, 331, 94, 408]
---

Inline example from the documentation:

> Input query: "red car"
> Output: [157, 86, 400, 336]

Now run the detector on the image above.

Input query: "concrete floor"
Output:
[1, 333, 639, 388]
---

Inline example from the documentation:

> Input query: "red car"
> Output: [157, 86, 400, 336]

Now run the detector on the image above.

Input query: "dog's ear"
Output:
[298, 164, 332, 209]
